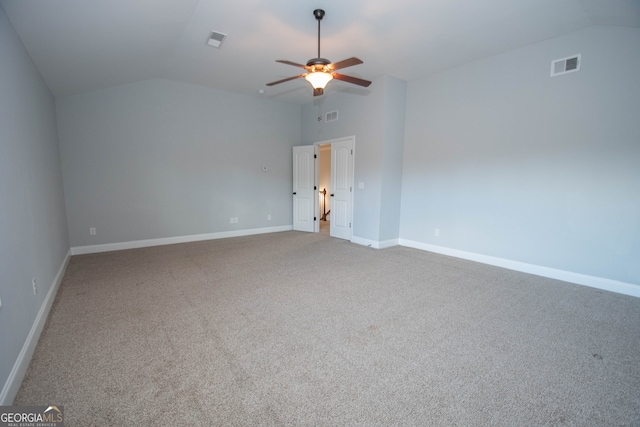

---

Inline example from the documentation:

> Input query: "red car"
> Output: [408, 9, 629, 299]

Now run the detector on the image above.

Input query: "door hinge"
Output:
[314, 186, 317, 190]
[314, 154, 317, 159]
[350, 187, 352, 192]
[314, 217, 317, 221]
[349, 223, 352, 228]
[351, 149, 353, 155]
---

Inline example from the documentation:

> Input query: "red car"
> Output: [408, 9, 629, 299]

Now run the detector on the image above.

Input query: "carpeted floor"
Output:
[15, 231, 640, 426]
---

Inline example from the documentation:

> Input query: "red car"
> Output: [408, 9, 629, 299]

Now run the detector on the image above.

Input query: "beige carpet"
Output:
[15, 231, 640, 426]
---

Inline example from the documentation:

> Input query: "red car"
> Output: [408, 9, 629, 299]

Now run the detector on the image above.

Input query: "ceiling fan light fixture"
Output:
[266, 9, 371, 96]
[304, 71, 333, 90]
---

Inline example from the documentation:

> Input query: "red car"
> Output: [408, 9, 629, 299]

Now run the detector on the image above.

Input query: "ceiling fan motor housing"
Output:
[306, 58, 332, 68]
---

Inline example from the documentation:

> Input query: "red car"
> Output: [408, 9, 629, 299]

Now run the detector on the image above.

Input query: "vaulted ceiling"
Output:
[2, 0, 639, 104]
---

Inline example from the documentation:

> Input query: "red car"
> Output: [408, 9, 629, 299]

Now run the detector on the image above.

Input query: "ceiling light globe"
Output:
[305, 72, 333, 89]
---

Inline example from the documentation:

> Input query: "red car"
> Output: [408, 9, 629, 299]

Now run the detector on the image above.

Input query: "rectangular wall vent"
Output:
[325, 110, 338, 122]
[550, 54, 581, 77]
[207, 31, 227, 48]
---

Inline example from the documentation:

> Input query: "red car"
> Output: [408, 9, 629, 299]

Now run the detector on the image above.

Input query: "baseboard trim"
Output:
[378, 239, 400, 249]
[351, 236, 378, 248]
[350, 237, 400, 249]
[399, 239, 640, 298]
[71, 225, 294, 255]
[0, 249, 71, 405]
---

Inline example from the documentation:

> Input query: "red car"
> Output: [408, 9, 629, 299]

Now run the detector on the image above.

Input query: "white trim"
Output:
[351, 236, 399, 249]
[351, 236, 379, 248]
[399, 239, 640, 298]
[71, 225, 293, 255]
[1, 249, 71, 405]
[378, 239, 400, 249]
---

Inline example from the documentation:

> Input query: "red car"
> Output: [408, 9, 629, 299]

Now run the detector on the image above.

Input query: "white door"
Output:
[292, 146, 316, 232]
[330, 139, 354, 240]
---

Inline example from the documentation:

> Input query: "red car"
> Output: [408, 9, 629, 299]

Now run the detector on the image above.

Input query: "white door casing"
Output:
[330, 138, 354, 240]
[292, 146, 316, 232]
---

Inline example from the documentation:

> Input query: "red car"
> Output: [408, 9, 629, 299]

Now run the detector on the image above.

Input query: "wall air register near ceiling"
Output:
[550, 54, 581, 77]
[325, 110, 338, 122]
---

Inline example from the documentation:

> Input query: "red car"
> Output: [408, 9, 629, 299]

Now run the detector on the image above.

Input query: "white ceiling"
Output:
[2, 0, 639, 104]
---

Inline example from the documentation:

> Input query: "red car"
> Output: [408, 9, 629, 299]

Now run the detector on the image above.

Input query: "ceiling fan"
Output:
[266, 9, 372, 96]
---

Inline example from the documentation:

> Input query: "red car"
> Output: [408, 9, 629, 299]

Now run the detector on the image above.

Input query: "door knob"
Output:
[293, 192, 297, 195]
[330, 194, 334, 197]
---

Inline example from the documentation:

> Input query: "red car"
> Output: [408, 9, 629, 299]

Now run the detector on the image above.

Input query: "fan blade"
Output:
[276, 60, 311, 70]
[329, 57, 363, 70]
[333, 73, 372, 87]
[266, 74, 306, 86]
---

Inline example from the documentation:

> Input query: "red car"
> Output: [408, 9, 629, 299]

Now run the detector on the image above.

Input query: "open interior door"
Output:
[330, 138, 354, 240]
[292, 145, 316, 232]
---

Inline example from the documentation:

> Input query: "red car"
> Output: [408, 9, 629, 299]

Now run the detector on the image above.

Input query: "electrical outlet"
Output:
[32, 278, 37, 295]
[230, 217, 234, 224]
[234, 217, 239, 223]
[267, 214, 271, 221]
[89, 227, 96, 236]
[434, 228, 440, 237]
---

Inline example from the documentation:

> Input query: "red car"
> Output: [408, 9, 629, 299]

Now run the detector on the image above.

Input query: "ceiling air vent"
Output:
[325, 110, 338, 122]
[550, 54, 581, 77]
[207, 31, 227, 48]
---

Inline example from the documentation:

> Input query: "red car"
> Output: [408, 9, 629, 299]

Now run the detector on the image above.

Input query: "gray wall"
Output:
[57, 79, 300, 247]
[301, 75, 406, 243]
[379, 77, 407, 242]
[400, 26, 640, 286]
[0, 5, 69, 399]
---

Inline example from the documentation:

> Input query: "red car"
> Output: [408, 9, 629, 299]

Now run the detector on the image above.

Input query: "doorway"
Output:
[318, 144, 331, 235]
[292, 137, 354, 240]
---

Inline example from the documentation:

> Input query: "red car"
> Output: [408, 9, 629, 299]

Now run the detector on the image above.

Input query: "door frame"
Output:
[312, 136, 355, 236]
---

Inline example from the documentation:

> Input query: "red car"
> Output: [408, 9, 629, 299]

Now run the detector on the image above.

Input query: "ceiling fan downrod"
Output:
[313, 9, 325, 59]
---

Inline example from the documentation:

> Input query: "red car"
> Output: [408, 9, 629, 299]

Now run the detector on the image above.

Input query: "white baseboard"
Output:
[378, 238, 400, 249]
[350, 236, 378, 248]
[350, 236, 400, 249]
[0, 249, 71, 405]
[71, 225, 293, 255]
[399, 239, 640, 298]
